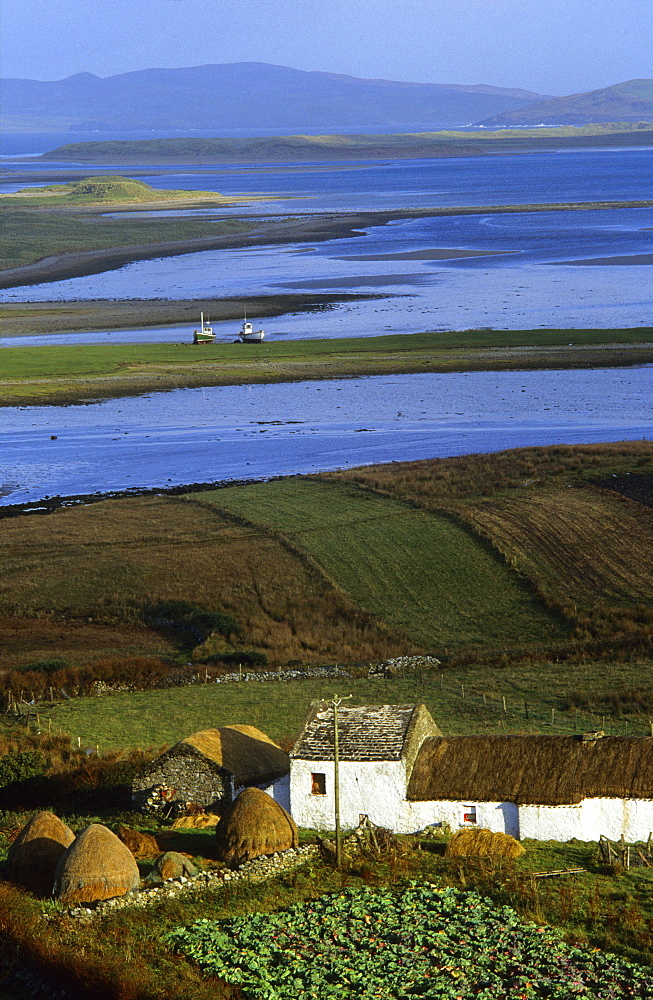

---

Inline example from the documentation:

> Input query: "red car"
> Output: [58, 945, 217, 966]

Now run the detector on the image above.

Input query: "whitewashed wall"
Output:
[401, 799, 519, 836]
[290, 758, 408, 830]
[519, 803, 583, 841]
[261, 774, 291, 813]
[580, 797, 653, 842]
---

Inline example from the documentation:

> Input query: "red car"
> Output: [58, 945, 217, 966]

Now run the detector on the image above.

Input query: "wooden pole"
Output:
[331, 693, 352, 868]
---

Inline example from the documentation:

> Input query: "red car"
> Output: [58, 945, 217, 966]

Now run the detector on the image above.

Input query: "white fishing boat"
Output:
[235, 312, 265, 343]
[192, 313, 215, 344]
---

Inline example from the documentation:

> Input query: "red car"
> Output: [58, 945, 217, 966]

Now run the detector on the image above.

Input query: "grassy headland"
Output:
[39, 122, 653, 163]
[1, 327, 652, 407]
[0, 175, 264, 274]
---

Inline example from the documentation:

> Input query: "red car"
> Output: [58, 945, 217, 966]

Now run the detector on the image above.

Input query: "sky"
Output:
[1, 0, 651, 95]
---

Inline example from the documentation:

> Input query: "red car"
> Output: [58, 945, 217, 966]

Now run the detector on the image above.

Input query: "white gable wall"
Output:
[290, 758, 407, 830]
[261, 773, 291, 813]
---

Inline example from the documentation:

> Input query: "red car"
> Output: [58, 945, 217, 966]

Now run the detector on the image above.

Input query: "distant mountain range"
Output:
[477, 79, 653, 126]
[1, 63, 551, 132]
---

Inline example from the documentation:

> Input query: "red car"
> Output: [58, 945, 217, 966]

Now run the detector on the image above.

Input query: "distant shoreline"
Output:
[29, 123, 653, 164]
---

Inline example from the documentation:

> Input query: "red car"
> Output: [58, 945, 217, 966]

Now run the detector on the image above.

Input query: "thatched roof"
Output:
[53, 823, 141, 906]
[154, 725, 289, 786]
[7, 811, 75, 897]
[290, 703, 440, 762]
[408, 735, 653, 805]
[215, 787, 298, 865]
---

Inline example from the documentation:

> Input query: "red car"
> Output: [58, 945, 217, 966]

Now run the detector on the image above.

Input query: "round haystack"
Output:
[7, 811, 75, 897]
[116, 824, 160, 858]
[53, 823, 141, 906]
[215, 788, 298, 865]
[444, 828, 524, 860]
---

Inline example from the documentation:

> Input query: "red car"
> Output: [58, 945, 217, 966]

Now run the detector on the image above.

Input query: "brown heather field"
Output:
[329, 442, 653, 644]
[0, 495, 407, 671]
[457, 488, 653, 631]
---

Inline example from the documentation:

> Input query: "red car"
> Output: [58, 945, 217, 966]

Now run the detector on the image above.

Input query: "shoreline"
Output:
[0, 293, 380, 336]
[2, 201, 651, 288]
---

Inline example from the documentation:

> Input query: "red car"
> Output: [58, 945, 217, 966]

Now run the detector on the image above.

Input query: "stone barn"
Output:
[132, 725, 290, 815]
[289, 702, 440, 831]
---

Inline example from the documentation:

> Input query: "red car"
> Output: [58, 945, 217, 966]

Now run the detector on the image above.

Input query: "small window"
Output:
[463, 806, 477, 824]
[311, 772, 326, 795]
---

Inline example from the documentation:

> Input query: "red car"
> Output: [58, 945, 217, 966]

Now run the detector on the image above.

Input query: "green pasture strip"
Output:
[0, 211, 254, 270]
[3, 329, 652, 381]
[29, 657, 653, 751]
[44, 124, 653, 161]
[199, 479, 567, 649]
[1, 175, 232, 208]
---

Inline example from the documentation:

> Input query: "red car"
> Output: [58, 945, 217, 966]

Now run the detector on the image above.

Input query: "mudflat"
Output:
[3, 201, 651, 288]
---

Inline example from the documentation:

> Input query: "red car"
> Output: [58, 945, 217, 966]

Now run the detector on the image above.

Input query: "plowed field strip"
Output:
[458, 488, 653, 607]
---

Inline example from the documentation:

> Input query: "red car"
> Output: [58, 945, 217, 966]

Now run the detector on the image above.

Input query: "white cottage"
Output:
[404, 733, 653, 842]
[290, 705, 653, 842]
[289, 702, 441, 831]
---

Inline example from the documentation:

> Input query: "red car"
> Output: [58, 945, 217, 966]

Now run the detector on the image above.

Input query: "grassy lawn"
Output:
[23, 656, 653, 752]
[201, 479, 566, 649]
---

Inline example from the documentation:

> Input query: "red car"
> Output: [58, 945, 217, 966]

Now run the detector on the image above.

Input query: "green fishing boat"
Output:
[192, 313, 215, 344]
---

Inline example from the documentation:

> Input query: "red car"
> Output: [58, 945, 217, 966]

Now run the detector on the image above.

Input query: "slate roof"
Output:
[290, 703, 438, 762]
[408, 735, 653, 805]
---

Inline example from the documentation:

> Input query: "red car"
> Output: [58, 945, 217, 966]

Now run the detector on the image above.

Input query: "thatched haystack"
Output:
[53, 823, 141, 906]
[215, 788, 298, 865]
[6, 811, 75, 897]
[116, 824, 160, 858]
[171, 813, 220, 829]
[444, 828, 524, 860]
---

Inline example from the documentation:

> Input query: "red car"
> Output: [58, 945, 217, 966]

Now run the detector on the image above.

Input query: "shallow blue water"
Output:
[1, 147, 651, 339]
[2, 367, 651, 505]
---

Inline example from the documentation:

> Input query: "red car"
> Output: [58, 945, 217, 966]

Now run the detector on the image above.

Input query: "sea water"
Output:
[1, 148, 651, 340]
[2, 367, 651, 506]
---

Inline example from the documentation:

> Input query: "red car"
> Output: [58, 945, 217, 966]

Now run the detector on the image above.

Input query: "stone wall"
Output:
[132, 747, 232, 812]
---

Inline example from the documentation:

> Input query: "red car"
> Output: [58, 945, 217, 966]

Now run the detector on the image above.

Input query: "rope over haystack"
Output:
[215, 788, 298, 865]
[7, 811, 75, 897]
[444, 828, 524, 859]
[53, 823, 141, 906]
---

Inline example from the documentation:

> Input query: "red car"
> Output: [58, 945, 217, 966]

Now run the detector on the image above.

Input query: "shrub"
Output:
[201, 650, 268, 669]
[145, 600, 241, 641]
[0, 750, 46, 788]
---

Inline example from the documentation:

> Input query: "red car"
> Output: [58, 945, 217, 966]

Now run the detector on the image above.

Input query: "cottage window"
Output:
[311, 772, 326, 795]
[463, 806, 477, 824]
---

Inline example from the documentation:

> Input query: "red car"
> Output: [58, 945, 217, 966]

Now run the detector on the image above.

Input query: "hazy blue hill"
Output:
[1, 62, 550, 131]
[477, 79, 653, 126]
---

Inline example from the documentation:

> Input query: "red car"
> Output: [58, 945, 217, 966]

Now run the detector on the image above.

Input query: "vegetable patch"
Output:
[166, 882, 653, 998]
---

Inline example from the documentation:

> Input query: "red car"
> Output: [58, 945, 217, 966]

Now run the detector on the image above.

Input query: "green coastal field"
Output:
[2, 327, 652, 406]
